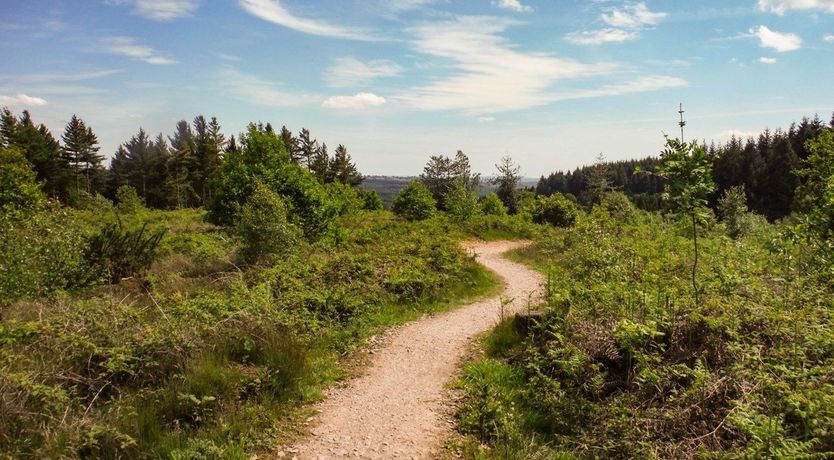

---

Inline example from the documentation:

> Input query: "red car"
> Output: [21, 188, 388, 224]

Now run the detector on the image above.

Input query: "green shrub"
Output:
[85, 220, 166, 283]
[530, 193, 579, 228]
[600, 191, 636, 223]
[325, 182, 363, 216]
[116, 185, 145, 214]
[718, 186, 750, 239]
[481, 193, 508, 216]
[357, 188, 384, 211]
[392, 181, 436, 221]
[0, 146, 44, 217]
[446, 179, 480, 223]
[234, 182, 302, 265]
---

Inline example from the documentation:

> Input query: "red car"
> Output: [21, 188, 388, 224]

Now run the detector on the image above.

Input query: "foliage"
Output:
[480, 193, 508, 217]
[718, 185, 750, 239]
[116, 184, 145, 214]
[529, 193, 579, 228]
[493, 156, 522, 214]
[0, 145, 44, 216]
[234, 182, 303, 265]
[392, 181, 436, 221]
[599, 191, 636, 223]
[85, 220, 166, 283]
[458, 200, 834, 458]
[420, 151, 477, 211]
[357, 188, 384, 211]
[795, 128, 834, 253]
[446, 179, 481, 223]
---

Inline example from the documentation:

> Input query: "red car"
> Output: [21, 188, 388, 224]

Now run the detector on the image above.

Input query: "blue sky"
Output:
[1, 0, 832, 176]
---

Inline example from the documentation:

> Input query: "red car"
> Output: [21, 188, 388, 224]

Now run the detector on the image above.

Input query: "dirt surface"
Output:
[284, 240, 544, 459]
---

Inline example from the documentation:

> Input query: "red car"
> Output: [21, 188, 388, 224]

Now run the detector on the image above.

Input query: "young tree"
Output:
[446, 178, 480, 223]
[297, 128, 318, 170]
[480, 193, 508, 216]
[329, 144, 363, 186]
[392, 181, 436, 221]
[795, 129, 834, 252]
[61, 115, 102, 196]
[310, 143, 331, 183]
[0, 145, 44, 216]
[492, 156, 521, 214]
[192, 116, 225, 205]
[718, 186, 749, 239]
[281, 125, 301, 163]
[587, 153, 612, 205]
[168, 120, 198, 208]
[656, 138, 716, 305]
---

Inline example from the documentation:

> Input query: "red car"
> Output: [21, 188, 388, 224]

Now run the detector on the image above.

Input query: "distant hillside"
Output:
[361, 176, 538, 208]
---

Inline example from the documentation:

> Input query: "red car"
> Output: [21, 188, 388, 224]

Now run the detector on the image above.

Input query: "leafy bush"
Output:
[718, 185, 750, 239]
[357, 188, 384, 211]
[234, 182, 302, 265]
[392, 181, 436, 221]
[0, 146, 44, 217]
[446, 179, 480, 223]
[796, 128, 834, 253]
[480, 193, 508, 216]
[530, 193, 579, 228]
[600, 191, 636, 223]
[325, 182, 364, 216]
[85, 220, 166, 283]
[115, 185, 145, 214]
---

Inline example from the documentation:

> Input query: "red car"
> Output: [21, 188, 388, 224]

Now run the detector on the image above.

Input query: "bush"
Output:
[392, 181, 436, 221]
[325, 182, 363, 216]
[480, 193, 508, 217]
[718, 186, 750, 239]
[446, 180, 480, 223]
[0, 146, 44, 217]
[357, 188, 384, 211]
[115, 185, 145, 214]
[530, 193, 579, 228]
[234, 182, 303, 265]
[600, 191, 636, 223]
[85, 220, 167, 283]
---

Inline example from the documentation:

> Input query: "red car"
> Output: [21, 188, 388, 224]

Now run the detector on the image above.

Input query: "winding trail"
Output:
[286, 240, 544, 459]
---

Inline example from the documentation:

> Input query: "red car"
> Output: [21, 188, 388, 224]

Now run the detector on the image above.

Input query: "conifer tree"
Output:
[329, 144, 362, 186]
[168, 120, 198, 208]
[280, 126, 300, 163]
[493, 156, 522, 214]
[61, 115, 101, 196]
[5, 110, 68, 201]
[297, 128, 318, 170]
[310, 143, 331, 183]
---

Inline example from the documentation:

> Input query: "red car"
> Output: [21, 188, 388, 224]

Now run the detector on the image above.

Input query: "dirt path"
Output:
[285, 240, 544, 459]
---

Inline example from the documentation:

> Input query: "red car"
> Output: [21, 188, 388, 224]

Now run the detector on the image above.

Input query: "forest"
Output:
[1, 107, 834, 459]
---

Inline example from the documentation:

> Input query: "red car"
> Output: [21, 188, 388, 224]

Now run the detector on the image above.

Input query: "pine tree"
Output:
[168, 120, 198, 208]
[297, 128, 317, 170]
[310, 143, 331, 183]
[329, 144, 362, 186]
[420, 151, 474, 210]
[7, 110, 69, 201]
[492, 156, 522, 214]
[61, 115, 101, 196]
[281, 126, 300, 163]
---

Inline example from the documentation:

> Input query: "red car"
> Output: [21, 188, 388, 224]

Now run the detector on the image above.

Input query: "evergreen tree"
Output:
[192, 115, 225, 205]
[586, 153, 612, 205]
[297, 128, 317, 170]
[4, 110, 69, 201]
[420, 151, 474, 210]
[281, 126, 301, 163]
[61, 115, 102, 196]
[310, 143, 331, 183]
[493, 156, 522, 214]
[168, 120, 198, 208]
[329, 144, 363, 186]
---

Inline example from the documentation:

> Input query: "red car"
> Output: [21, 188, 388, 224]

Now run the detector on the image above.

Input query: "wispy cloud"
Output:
[493, 0, 533, 13]
[759, 56, 778, 64]
[22, 69, 124, 83]
[108, 0, 200, 21]
[325, 58, 402, 88]
[750, 25, 802, 52]
[397, 16, 679, 114]
[102, 36, 177, 64]
[322, 92, 387, 109]
[219, 67, 318, 107]
[565, 28, 638, 45]
[566, 2, 667, 45]
[602, 2, 667, 28]
[238, 0, 379, 41]
[0, 93, 48, 107]
[825, 34, 834, 42]
[757, 0, 834, 14]
[385, 0, 437, 12]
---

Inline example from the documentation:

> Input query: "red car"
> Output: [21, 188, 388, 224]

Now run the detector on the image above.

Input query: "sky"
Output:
[1, 0, 833, 176]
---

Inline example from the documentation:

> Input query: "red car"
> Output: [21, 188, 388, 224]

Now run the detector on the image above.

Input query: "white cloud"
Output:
[103, 36, 177, 64]
[493, 0, 533, 13]
[219, 68, 318, 107]
[825, 34, 834, 42]
[325, 58, 402, 88]
[757, 0, 834, 14]
[565, 28, 638, 45]
[0, 93, 48, 107]
[396, 16, 680, 114]
[567, 2, 666, 45]
[1, 69, 123, 83]
[108, 0, 199, 21]
[759, 56, 778, 64]
[602, 2, 667, 28]
[238, 0, 378, 41]
[750, 25, 802, 52]
[322, 92, 387, 109]
[385, 0, 437, 12]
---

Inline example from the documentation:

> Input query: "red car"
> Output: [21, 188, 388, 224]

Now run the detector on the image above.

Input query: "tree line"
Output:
[0, 109, 362, 209]
[536, 113, 834, 220]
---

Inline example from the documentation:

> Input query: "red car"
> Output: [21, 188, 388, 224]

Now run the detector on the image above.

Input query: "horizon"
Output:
[2, 0, 833, 176]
